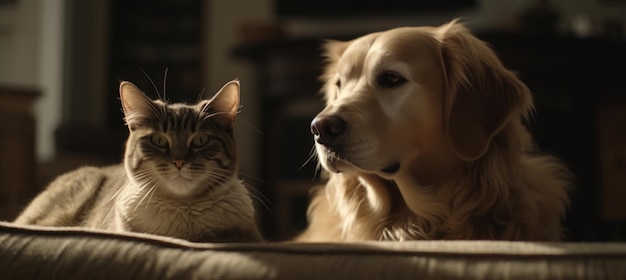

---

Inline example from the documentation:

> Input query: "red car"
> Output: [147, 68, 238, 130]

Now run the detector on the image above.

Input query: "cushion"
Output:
[1, 222, 625, 279]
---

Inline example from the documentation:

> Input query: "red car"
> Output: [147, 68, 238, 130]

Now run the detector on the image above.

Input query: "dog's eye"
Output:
[377, 71, 406, 88]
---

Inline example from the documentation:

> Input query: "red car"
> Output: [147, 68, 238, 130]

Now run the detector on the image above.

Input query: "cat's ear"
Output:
[205, 79, 240, 125]
[120, 81, 154, 130]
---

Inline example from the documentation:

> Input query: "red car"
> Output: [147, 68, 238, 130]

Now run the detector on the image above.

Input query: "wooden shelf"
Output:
[106, 0, 205, 127]
[0, 86, 39, 220]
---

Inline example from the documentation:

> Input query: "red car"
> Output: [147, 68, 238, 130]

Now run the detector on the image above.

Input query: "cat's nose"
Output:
[172, 160, 185, 169]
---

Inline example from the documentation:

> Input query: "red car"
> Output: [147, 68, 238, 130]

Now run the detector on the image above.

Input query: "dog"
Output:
[296, 20, 571, 242]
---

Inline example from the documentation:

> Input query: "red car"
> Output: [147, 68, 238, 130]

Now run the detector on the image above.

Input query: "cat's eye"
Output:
[191, 134, 210, 148]
[150, 134, 169, 148]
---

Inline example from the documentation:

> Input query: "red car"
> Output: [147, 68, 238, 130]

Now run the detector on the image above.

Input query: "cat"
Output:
[14, 79, 264, 243]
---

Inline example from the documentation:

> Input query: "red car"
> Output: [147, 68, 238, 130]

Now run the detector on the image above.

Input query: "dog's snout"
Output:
[311, 115, 346, 146]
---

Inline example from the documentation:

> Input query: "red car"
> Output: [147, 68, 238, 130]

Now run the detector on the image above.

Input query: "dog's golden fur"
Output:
[296, 20, 571, 242]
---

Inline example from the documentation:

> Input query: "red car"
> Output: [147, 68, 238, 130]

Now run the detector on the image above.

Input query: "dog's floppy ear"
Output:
[323, 40, 350, 62]
[320, 40, 350, 104]
[437, 21, 533, 161]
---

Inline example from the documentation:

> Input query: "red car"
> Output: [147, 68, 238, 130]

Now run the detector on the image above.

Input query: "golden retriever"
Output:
[296, 20, 571, 242]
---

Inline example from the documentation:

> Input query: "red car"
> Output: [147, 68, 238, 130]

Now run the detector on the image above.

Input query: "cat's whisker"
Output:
[208, 168, 233, 179]
[199, 102, 210, 115]
[238, 118, 264, 136]
[237, 172, 271, 185]
[142, 69, 162, 100]
[143, 182, 160, 210]
[203, 173, 229, 187]
[160, 104, 168, 122]
[197, 102, 219, 124]
[149, 101, 168, 122]
[197, 88, 206, 102]
[243, 181, 275, 213]
[128, 174, 155, 202]
[202, 111, 230, 121]
[100, 184, 127, 228]
[229, 171, 274, 211]
[106, 184, 126, 204]
[132, 175, 156, 191]
[162, 67, 168, 101]
[134, 181, 159, 211]
[100, 208, 115, 228]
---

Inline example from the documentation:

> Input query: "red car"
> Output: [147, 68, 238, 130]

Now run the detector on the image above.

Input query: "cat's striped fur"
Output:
[14, 80, 263, 243]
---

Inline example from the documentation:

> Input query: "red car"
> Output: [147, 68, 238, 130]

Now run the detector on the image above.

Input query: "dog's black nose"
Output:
[311, 115, 346, 146]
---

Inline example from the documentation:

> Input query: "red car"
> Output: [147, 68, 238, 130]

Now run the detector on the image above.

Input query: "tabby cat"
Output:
[14, 79, 264, 243]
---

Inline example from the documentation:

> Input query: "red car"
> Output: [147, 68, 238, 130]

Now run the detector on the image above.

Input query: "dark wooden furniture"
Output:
[480, 32, 626, 241]
[0, 86, 39, 220]
[233, 39, 326, 239]
[107, 0, 206, 128]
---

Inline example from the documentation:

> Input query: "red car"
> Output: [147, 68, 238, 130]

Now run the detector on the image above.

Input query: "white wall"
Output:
[0, 0, 39, 87]
[36, 0, 64, 161]
[0, 8, 17, 83]
[0, 0, 64, 161]
[12, 0, 38, 87]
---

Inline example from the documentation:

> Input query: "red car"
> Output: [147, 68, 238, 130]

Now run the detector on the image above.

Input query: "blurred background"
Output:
[0, 0, 625, 241]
